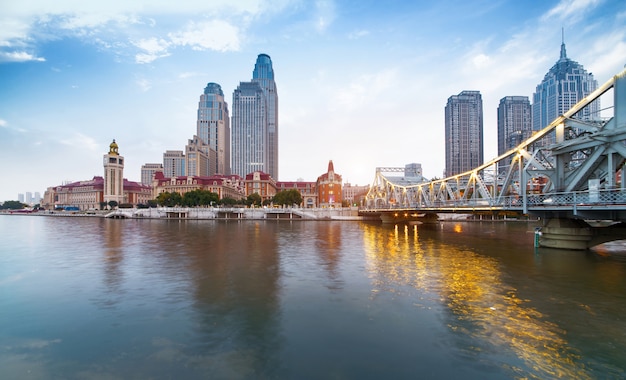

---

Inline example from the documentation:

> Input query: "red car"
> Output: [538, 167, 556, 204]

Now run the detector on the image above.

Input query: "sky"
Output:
[1, 0, 625, 202]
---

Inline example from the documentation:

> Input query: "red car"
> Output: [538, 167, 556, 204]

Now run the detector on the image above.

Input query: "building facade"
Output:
[103, 139, 125, 205]
[252, 54, 279, 180]
[197, 82, 231, 175]
[277, 181, 317, 208]
[141, 163, 163, 186]
[163, 150, 186, 178]
[244, 171, 277, 203]
[152, 172, 245, 201]
[316, 160, 343, 207]
[185, 135, 217, 177]
[497, 96, 532, 173]
[231, 54, 279, 179]
[532, 39, 599, 137]
[445, 91, 484, 177]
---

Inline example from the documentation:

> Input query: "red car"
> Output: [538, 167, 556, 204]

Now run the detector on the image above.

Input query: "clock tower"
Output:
[103, 139, 125, 206]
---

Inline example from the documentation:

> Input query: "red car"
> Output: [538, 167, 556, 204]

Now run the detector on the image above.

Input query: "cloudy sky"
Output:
[1, 0, 625, 202]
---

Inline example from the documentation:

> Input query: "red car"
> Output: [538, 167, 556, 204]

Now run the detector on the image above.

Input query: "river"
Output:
[1, 215, 625, 379]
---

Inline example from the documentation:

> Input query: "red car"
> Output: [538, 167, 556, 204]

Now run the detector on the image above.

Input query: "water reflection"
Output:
[361, 222, 593, 379]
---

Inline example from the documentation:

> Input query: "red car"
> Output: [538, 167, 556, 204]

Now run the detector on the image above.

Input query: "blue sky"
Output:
[1, 0, 625, 202]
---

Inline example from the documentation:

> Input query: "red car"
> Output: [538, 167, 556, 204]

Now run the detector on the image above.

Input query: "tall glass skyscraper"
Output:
[197, 82, 230, 175]
[445, 91, 483, 177]
[532, 39, 599, 135]
[497, 96, 532, 173]
[231, 54, 279, 179]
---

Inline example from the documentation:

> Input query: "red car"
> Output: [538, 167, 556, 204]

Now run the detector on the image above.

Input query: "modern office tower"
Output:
[141, 163, 163, 186]
[34, 192, 41, 203]
[444, 91, 484, 177]
[231, 81, 267, 178]
[18, 193, 24, 203]
[185, 135, 217, 177]
[497, 96, 532, 173]
[163, 150, 186, 178]
[252, 54, 278, 180]
[532, 36, 599, 138]
[103, 139, 124, 205]
[197, 82, 230, 175]
[231, 54, 279, 179]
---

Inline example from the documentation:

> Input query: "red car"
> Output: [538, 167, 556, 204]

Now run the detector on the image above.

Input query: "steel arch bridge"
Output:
[362, 68, 626, 249]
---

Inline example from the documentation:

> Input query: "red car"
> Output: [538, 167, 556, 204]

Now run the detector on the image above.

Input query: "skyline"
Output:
[1, 1, 625, 202]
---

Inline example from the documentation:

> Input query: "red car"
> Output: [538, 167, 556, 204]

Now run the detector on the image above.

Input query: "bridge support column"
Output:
[539, 218, 593, 250]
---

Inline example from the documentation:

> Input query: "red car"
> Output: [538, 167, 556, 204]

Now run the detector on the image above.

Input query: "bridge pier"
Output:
[539, 218, 626, 250]
[538, 218, 593, 250]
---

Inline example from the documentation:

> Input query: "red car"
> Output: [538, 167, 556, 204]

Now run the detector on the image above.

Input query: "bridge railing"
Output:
[362, 188, 626, 211]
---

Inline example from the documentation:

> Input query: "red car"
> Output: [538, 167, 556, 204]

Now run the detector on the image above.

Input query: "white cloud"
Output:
[169, 20, 241, 52]
[348, 29, 369, 40]
[58, 133, 100, 151]
[313, 0, 336, 33]
[0, 119, 7, 128]
[136, 78, 152, 92]
[0, 51, 45, 62]
[542, 0, 601, 22]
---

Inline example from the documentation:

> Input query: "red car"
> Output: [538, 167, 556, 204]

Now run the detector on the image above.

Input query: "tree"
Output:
[219, 197, 238, 206]
[273, 189, 303, 206]
[146, 199, 158, 208]
[182, 189, 219, 207]
[99, 201, 108, 210]
[156, 191, 183, 207]
[108, 200, 118, 209]
[247, 193, 262, 207]
[0, 200, 28, 210]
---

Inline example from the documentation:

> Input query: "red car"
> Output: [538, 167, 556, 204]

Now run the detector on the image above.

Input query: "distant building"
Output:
[445, 90, 484, 177]
[42, 140, 152, 210]
[185, 135, 217, 177]
[163, 150, 186, 177]
[276, 180, 317, 208]
[152, 172, 245, 201]
[532, 37, 599, 140]
[244, 171, 277, 204]
[497, 96, 532, 173]
[141, 163, 163, 186]
[197, 82, 231, 175]
[231, 54, 279, 179]
[342, 183, 369, 207]
[316, 160, 342, 207]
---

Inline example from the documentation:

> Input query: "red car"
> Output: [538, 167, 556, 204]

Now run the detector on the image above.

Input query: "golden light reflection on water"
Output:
[361, 223, 592, 380]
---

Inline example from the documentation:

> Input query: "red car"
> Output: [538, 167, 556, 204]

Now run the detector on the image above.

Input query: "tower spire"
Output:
[560, 27, 567, 60]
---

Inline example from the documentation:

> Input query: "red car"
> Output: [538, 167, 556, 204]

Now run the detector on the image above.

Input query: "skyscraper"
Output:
[497, 96, 532, 172]
[444, 91, 483, 177]
[197, 82, 230, 175]
[231, 54, 279, 179]
[532, 36, 599, 136]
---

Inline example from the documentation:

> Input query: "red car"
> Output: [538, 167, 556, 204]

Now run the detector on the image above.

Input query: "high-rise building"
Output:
[141, 163, 163, 186]
[197, 82, 230, 175]
[497, 96, 532, 173]
[444, 91, 484, 177]
[532, 36, 599, 137]
[231, 54, 279, 179]
[252, 54, 278, 180]
[163, 150, 186, 178]
[185, 135, 217, 177]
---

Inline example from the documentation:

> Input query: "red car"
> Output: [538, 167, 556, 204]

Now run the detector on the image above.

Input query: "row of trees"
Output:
[0, 200, 28, 210]
[153, 189, 303, 208]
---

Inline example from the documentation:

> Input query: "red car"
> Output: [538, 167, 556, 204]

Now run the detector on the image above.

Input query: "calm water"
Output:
[1, 215, 626, 379]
